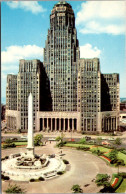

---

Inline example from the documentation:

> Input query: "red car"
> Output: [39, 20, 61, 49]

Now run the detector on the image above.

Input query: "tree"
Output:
[55, 133, 65, 147]
[114, 138, 122, 147]
[71, 184, 83, 193]
[79, 137, 86, 144]
[34, 134, 43, 146]
[115, 159, 125, 174]
[96, 137, 102, 145]
[5, 184, 25, 193]
[5, 138, 13, 144]
[95, 174, 110, 188]
[109, 149, 118, 162]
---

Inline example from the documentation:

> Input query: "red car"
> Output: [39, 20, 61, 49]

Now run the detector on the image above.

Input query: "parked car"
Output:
[48, 138, 56, 141]
[102, 141, 110, 145]
[85, 136, 91, 141]
[20, 135, 27, 140]
[108, 137, 115, 141]
[10, 137, 18, 141]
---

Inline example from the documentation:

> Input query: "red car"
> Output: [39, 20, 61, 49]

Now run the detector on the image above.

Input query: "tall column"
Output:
[64, 119, 65, 131]
[59, 119, 61, 131]
[68, 119, 70, 131]
[27, 93, 34, 156]
[111, 118, 112, 131]
[72, 119, 74, 131]
[55, 118, 57, 131]
[108, 118, 109, 131]
[42, 118, 45, 130]
[47, 118, 49, 130]
[116, 117, 117, 131]
[51, 118, 52, 131]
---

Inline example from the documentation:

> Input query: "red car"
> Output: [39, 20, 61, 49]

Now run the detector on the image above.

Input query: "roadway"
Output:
[2, 141, 126, 193]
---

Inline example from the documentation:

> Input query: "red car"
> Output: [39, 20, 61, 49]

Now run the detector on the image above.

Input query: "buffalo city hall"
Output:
[6, 1, 120, 134]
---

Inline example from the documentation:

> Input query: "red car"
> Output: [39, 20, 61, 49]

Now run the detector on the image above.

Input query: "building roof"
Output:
[53, 1, 72, 9]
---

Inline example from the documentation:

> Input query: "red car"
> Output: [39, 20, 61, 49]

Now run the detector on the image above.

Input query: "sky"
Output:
[1, 1, 126, 104]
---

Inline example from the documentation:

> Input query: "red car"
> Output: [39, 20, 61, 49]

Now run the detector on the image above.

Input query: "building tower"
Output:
[44, 1, 80, 112]
[17, 59, 43, 131]
[78, 58, 101, 132]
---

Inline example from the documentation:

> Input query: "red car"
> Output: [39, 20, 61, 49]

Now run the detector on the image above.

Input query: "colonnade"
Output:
[40, 118, 77, 131]
[102, 117, 117, 131]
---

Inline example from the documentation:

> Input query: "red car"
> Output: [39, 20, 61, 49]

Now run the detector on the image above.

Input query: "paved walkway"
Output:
[2, 142, 126, 193]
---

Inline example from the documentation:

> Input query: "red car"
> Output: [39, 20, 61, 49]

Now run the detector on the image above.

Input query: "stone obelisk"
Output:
[27, 93, 34, 156]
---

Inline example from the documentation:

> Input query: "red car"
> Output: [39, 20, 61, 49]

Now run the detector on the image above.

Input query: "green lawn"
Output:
[65, 143, 111, 153]
[65, 143, 126, 165]
[90, 146, 111, 153]
[14, 142, 27, 146]
[117, 152, 126, 165]
[64, 143, 92, 148]
[115, 179, 126, 193]
[105, 152, 126, 165]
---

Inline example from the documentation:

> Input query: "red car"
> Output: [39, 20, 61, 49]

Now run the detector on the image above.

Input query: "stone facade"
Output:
[44, 1, 79, 112]
[6, 74, 17, 110]
[6, 1, 120, 133]
[6, 110, 21, 130]
[36, 111, 81, 132]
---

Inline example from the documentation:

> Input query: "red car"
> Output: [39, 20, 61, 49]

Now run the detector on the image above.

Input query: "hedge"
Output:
[118, 172, 126, 178]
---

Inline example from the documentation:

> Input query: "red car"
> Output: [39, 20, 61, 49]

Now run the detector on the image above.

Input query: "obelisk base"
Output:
[27, 147, 34, 157]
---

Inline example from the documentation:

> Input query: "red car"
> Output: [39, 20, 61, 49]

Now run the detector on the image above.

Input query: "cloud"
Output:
[76, 1, 125, 35]
[6, 1, 46, 14]
[1, 44, 43, 99]
[2, 45, 43, 65]
[80, 44, 101, 58]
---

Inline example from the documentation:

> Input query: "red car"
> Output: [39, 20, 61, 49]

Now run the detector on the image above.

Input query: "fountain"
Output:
[2, 93, 66, 181]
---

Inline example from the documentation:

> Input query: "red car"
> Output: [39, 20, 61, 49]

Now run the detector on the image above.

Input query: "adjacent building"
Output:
[77, 58, 101, 132]
[6, 1, 120, 133]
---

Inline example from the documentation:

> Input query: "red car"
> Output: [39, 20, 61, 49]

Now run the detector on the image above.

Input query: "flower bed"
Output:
[100, 155, 111, 163]
[111, 177, 119, 187]
[111, 174, 123, 190]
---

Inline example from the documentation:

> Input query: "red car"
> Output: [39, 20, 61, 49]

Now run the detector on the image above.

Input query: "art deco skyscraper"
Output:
[44, 1, 80, 112]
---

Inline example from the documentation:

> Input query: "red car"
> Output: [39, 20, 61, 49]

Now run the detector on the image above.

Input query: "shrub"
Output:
[38, 177, 45, 181]
[5, 139, 13, 144]
[3, 143, 16, 149]
[3, 144, 8, 149]
[117, 148, 125, 152]
[5, 184, 25, 193]
[110, 159, 125, 166]
[3, 176, 10, 180]
[63, 159, 69, 164]
[34, 134, 43, 146]
[78, 137, 86, 144]
[77, 146, 90, 151]
[116, 159, 125, 166]
[57, 141, 66, 147]
[120, 150, 126, 155]
[9, 143, 16, 147]
[57, 171, 64, 175]
[1, 174, 5, 179]
[100, 186, 114, 193]
[71, 184, 83, 193]
[95, 174, 110, 187]
[92, 149, 104, 156]
[118, 172, 126, 178]
[30, 178, 35, 182]
[109, 149, 118, 161]
[110, 159, 118, 164]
